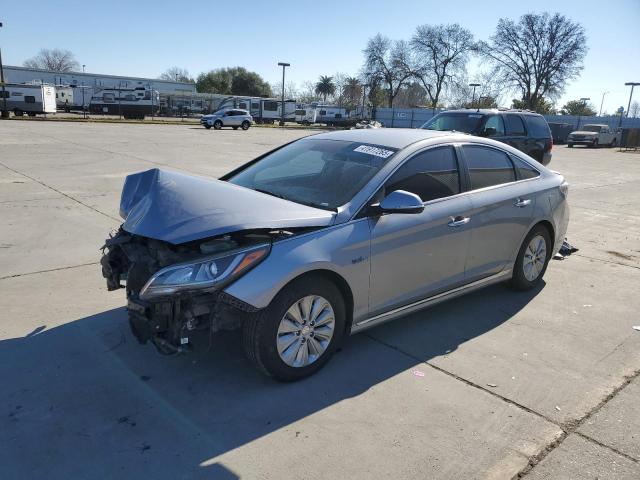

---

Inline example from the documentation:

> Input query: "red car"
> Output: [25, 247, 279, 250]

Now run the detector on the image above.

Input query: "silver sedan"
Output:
[101, 129, 569, 381]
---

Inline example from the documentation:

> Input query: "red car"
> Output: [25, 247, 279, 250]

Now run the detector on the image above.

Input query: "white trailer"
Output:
[0, 83, 56, 116]
[295, 104, 350, 126]
[218, 97, 297, 123]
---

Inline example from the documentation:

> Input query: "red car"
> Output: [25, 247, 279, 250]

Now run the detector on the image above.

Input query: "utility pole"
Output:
[599, 91, 609, 117]
[577, 97, 590, 130]
[278, 62, 290, 127]
[0, 21, 8, 119]
[624, 82, 639, 118]
[82, 64, 86, 119]
[469, 83, 480, 108]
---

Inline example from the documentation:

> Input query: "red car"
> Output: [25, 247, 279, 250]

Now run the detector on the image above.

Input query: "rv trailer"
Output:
[0, 83, 56, 116]
[88, 86, 159, 119]
[217, 96, 297, 123]
[295, 104, 351, 126]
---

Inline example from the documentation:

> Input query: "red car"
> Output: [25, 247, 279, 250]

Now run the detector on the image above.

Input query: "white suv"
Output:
[201, 109, 253, 130]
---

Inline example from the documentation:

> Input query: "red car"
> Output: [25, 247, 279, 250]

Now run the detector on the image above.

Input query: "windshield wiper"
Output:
[253, 188, 287, 200]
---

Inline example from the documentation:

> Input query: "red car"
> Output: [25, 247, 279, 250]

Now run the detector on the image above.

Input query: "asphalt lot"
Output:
[1, 120, 639, 479]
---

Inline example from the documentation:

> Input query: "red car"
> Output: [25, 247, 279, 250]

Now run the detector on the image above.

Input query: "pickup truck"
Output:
[567, 124, 619, 148]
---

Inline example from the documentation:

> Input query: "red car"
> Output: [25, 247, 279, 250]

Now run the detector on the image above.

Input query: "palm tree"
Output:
[343, 77, 362, 108]
[315, 75, 336, 103]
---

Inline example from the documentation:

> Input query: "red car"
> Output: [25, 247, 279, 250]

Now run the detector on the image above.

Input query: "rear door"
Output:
[368, 146, 473, 315]
[459, 144, 534, 281]
[503, 114, 529, 154]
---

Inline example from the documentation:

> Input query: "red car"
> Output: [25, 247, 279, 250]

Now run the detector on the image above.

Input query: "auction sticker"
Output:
[354, 145, 395, 158]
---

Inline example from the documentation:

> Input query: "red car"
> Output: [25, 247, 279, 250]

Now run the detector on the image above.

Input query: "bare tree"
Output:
[410, 24, 475, 110]
[629, 101, 640, 118]
[271, 80, 298, 100]
[159, 67, 194, 83]
[478, 12, 587, 111]
[297, 81, 320, 104]
[446, 70, 506, 108]
[363, 34, 413, 107]
[23, 48, 79, 72]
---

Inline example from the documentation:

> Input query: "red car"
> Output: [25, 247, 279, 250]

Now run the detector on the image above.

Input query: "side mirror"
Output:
[378, 190, 424, 214]
[481, 127, 497, 137]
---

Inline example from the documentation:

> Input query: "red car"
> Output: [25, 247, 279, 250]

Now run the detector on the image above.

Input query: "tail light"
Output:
[559, 180, 569, 198]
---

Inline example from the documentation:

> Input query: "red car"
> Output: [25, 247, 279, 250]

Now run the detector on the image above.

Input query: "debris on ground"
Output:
[487, 383, 497, 388]
[554, 239, 579, 260]
[413, 370, 425, 377]
[555, 406, 561, 411]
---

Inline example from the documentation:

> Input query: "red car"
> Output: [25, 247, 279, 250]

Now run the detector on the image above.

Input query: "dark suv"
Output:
[421, 109, 552, 165]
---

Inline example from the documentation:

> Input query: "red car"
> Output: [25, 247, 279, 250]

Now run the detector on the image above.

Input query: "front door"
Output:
[368, 146, 473, 316]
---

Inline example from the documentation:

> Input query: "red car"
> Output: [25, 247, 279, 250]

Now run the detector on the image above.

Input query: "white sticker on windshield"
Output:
[353, 145, 395, 158]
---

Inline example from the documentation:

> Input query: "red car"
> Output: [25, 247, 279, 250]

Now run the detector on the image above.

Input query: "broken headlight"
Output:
[139, 244, 270, 300]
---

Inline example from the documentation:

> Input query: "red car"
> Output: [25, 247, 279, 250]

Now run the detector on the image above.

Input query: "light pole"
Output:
[81, 64, 86, 118]
[278, 62, 290, 126]
[361, 83, 367, 121]
[598, 91, 609, 117]
[469, 83, 480, 107]
[624, 82, 639, 118]
[577, 97, 590, 129]
[0, 21, 8, 119]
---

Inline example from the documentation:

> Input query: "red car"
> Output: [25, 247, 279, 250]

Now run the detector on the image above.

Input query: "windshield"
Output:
[582, 125, 601, 132]
[227, 139, 398, 210]
[422, 113, 483, 133]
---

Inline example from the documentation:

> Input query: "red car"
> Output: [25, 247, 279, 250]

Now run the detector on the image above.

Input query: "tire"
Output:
[28, 112, 36, 117]
[590, 139, 598, 148]
[242, 275, 346, 381]
[204, 125, 211, 129]
[241, 120, 250, 130]
[14, 109, 23, 117]
[509, 225, 552, 291]
[213, 120, 223, 130]
[567, 143, 573, 148]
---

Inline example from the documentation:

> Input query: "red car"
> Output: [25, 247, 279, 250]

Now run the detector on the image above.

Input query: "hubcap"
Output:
[277, 295, 335, 368]
[523, 234, 547, 282]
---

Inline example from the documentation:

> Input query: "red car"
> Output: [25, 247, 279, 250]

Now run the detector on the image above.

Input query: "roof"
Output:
[310, 128, 454, 149]
[442, 108, 542, 116]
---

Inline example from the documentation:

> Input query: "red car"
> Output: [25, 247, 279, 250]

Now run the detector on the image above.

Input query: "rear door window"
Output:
[524, 115, 551, 138]
[511, 156, 540, 179]
[505, 115, 526, 136]
[462, 145, 516, 190]
[386, 146, 460, 202]
[482, 115, 505, 137]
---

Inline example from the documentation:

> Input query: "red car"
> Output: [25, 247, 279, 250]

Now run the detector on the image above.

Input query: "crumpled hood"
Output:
[120, 168, 335, 244]
[570, 131, 598, 136]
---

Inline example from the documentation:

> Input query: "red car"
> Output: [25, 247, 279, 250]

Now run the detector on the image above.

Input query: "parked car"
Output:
[567, 124, 619, 148]
[422, 109, 553, 165]
[101, 129, 569, 381]
[200, 109, 252, 130]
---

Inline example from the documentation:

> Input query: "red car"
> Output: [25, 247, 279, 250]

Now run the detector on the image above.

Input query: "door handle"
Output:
[514, 198, 531, 207]
[448, 216, 470, 227]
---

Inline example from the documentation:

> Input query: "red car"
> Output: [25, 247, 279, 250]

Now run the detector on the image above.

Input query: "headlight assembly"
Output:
[139, 244, 270, 300]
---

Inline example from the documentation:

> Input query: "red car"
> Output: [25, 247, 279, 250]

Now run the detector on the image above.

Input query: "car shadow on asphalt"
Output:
[0, 281, 544, 479]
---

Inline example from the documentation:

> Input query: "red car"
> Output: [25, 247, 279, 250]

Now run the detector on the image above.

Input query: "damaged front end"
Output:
[101, 228, 287, 354]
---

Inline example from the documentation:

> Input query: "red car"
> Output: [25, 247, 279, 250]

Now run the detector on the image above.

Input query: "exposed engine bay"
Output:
[100, 227, 300, 354]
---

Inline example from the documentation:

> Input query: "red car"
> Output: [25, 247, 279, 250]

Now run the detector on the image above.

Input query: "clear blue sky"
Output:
[2, 0, 639, 113]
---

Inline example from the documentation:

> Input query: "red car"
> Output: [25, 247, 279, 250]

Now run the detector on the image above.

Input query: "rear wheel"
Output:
[213, 120, 222, 130]
[14, 109, 23, 117]
[241, 120, 250, 130]
[510, 225, 551, 291]
[242, 276, 345, 381]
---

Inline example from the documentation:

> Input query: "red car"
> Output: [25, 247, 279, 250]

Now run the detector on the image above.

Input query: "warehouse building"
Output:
[3, 65, 196, 95]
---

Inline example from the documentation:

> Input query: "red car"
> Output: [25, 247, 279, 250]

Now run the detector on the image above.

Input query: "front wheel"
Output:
[213, 120, 223, 130]
[242, 276, 345, 381]
[241, 120, 250, 130]
[590, 139, 599, 148]
[510, 225, 551, 291]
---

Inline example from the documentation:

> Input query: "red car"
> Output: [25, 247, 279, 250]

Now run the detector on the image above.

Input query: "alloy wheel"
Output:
[523, 234, 547, 282]
[276, 295, 335, 368]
